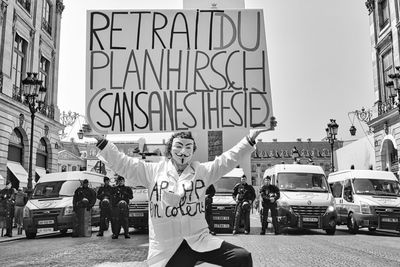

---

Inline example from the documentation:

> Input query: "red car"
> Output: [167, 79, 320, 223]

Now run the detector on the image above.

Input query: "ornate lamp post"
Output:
[325, 119, 339, 172]
[22, 72, 47, 197]
[347, 107, 372, 136]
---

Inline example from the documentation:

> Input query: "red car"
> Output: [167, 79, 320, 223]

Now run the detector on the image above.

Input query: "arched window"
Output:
[36, 138, 48, 169]
[8, 129, 23, 163]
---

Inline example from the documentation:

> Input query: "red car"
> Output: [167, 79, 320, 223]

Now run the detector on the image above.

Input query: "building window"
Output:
[42, 0, 52, 35]
[39, 56, 50, 94]
[12, 34, 27, 102]
[17, 0, 31, 13]
[8, 129, 24, 163]
[378, 0, 390, 30]
[36, 138, 48, 170]
[381, 48, 394, 100]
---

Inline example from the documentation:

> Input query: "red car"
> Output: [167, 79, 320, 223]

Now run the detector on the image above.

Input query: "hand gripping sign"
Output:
[86, 9, 273, 134]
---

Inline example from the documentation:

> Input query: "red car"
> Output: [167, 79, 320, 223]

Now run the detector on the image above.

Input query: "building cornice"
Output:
[365, 0, 375, 15]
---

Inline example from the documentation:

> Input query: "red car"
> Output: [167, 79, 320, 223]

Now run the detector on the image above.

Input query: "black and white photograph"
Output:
[1, 0, 400, 266]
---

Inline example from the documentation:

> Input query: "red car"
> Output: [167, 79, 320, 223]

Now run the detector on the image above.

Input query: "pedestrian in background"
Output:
[232, 175, 256, 235]
[205, 184, 216, 235]
[0, 181, 15, 237]
[14, 187, 27, 235]
[111, 176, 133, 239]
[259, 176, 280, 235]
[72, 179, 96, 237]
[97, 176, 113, 237]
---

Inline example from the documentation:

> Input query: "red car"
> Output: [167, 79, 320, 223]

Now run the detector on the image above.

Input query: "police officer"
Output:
[72, 179, 96, 237]
[205, 184, 216, 235]
[259, 176, 280, 235]
[111, 176, 133, 239]
[96, 176, 113, 237]
[232, 175, 256, 235]
[0, 181, 15, 237]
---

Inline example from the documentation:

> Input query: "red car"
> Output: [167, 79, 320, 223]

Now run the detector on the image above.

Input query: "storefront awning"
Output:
[35, 167, 47, 178]
[7, 162, 29, 187]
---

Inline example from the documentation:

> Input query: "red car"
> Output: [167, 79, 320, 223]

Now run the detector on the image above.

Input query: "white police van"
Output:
[328, 169, 400, 234]
[23, 171, 104, 238]
[263, 164, 337, 234]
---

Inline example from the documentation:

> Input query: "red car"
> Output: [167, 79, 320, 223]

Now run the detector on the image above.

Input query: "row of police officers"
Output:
[72, 176, 133, 238]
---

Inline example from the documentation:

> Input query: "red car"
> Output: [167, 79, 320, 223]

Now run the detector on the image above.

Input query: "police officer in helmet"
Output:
[259, 176, 280, 235]
[111, 176, 133, 239]
[97, 176, 113, 236]
[232, 174, 256, 235]
[72, 179, 96, 237]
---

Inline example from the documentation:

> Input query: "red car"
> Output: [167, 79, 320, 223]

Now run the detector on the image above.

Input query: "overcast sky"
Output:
[58, 0, 374, 142]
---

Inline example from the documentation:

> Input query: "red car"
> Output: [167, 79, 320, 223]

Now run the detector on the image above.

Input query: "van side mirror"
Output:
[347, 194, 353, 202]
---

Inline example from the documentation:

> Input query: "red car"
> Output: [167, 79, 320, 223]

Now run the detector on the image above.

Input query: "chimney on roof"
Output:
[272, 138, 277, 142]
[297, 138, 302, 142]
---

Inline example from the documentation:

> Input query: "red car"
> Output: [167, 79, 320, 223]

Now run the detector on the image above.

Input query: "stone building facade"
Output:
[250, 139, 342, 187]
[365, 0, 400, 175]
[0, 0, 65, 188]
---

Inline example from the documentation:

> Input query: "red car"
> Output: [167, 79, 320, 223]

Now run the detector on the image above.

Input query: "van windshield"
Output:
[32, 181, 81, 199]
[353, 179, 400, 196]
[277, 173, 328, 192]
[215, 177, 242, 193]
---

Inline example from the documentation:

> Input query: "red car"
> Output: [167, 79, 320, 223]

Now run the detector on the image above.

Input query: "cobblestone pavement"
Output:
[1, 213, 400, 266]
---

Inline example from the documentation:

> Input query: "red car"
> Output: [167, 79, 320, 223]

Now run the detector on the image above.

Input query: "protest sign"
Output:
[86, 9, 273, 134]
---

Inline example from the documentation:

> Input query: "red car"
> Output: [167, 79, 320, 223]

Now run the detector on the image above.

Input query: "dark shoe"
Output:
[244, 230, 249, 235]
[260, 231, 265, 235]
[97, 232, 103, 237]
[5, 234, 12, 237]
[111, 234, 118, 239]
[125, 235, 131, 239]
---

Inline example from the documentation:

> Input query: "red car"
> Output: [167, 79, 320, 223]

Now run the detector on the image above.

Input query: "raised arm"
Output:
[89, 135, 152, 188]
[200, 117, 277, 185]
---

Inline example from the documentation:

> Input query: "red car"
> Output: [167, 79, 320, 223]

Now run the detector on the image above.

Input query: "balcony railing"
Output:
[12, 84, 55, 120]
[12, 85, 23, 102]
[377, 97, 397, 116]
[39, 103, 55, 120]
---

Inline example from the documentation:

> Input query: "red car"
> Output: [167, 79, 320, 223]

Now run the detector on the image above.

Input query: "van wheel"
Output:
[25, 231, 37, 239]
[368, 227, 376, 232]
[325, 228, 336, 235]
[347, 213, 358, 234]
[60, 229, 68, 235]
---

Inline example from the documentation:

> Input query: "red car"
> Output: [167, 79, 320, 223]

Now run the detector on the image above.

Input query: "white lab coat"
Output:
[98, 137, 254, 266]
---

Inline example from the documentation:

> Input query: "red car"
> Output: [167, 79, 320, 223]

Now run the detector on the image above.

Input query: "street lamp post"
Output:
[22, 72, 47, 197]
[77, 125, 105, 174]
[325, 119, 339, 172]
